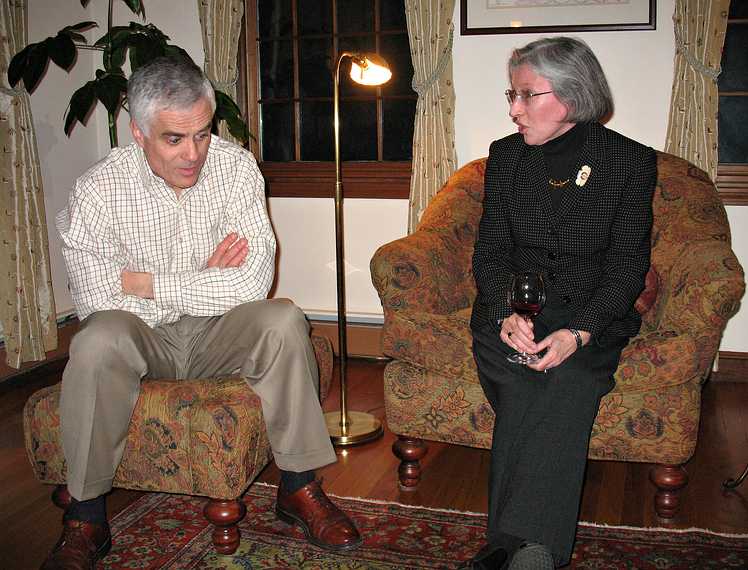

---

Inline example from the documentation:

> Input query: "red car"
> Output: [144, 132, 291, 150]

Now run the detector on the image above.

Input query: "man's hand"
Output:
[207, 232, 248, 269]
[121, 270, 154, 299]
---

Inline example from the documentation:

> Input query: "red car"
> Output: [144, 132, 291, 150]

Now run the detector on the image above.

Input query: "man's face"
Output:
[131, 97, 213, 194]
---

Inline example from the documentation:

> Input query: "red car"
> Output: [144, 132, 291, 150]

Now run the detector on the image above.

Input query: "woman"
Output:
[469, 37, 656, 569]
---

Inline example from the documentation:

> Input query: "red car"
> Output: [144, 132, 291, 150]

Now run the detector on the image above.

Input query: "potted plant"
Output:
[7, 0, 248, 147]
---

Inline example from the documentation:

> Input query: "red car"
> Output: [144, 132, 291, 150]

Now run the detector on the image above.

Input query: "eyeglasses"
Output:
[505, 89, 553, 105]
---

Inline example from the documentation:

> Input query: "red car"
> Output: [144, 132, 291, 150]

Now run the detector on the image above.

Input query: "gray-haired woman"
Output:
[467, 37, 656, 569]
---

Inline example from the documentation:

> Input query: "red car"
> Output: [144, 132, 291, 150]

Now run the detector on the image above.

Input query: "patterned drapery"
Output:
[405, 0, 457, 233]
[664, 0, 731, 181]
[197, 0, 245, 145]
[0, 0, 57, 367]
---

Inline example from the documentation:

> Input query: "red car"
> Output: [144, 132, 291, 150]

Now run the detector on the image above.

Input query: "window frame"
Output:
[716, 13, 748, 206]
[242, 0, 412, 199]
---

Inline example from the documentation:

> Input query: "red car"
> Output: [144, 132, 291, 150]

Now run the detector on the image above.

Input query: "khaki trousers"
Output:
[60, 299, 337, 501]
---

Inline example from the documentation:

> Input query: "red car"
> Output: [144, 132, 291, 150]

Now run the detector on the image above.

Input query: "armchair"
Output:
[371, 152, 744, 519]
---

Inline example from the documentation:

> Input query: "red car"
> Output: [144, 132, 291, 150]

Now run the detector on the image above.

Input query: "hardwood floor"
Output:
[1, 357, 746, 569]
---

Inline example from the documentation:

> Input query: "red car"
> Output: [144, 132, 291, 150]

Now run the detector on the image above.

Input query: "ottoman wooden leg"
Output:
[650, 463, 688, 519]
[392, 436, 428, 490]
[52, 485, 72, 510]
[203, 498, 247, 555]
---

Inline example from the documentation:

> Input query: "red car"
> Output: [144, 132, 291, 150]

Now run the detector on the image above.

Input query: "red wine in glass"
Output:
[506, 272, 546, 364]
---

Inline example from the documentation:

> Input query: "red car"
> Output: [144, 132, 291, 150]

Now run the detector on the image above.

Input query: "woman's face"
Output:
[508, 64, 575, 146]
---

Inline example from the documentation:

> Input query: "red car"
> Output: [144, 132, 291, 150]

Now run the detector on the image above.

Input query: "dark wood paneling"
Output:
[260, 161, 411, 199]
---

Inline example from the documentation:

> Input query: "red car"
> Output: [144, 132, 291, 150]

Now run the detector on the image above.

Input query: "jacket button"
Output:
[562, 295, 571, 303]
[548, 252, 556, 260]
[548, 272, 556, 280]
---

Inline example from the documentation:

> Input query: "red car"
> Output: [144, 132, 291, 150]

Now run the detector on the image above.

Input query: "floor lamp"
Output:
[324, 52, 390, 446]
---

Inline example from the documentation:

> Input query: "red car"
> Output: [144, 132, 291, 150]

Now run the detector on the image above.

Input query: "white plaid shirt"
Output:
[57, 136, 276, 328]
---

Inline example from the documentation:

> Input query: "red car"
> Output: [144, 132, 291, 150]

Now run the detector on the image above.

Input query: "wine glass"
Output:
[506, 271, 546, 364]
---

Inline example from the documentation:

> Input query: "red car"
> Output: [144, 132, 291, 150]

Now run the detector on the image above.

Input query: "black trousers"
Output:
[471, 301, 626, 566]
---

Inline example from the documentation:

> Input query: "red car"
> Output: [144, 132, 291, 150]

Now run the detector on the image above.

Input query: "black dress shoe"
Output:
[460, 542, 509, 569]
[506, 543, 555, 569]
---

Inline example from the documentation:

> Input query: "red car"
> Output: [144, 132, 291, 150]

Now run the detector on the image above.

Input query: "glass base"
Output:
[506, 351, 541, 365]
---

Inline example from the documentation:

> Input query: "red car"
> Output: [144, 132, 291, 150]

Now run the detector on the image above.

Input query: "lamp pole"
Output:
[324, 52, 388, 446]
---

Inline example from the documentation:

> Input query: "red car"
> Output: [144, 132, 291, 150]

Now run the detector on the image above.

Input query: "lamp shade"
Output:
[349, 54, 392, 86]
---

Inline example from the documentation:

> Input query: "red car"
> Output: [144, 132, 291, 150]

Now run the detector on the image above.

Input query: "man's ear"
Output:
[130, 119, 146, 148]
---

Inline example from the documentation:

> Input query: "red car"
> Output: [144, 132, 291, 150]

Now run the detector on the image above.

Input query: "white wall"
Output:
[27, 0, 748, 352]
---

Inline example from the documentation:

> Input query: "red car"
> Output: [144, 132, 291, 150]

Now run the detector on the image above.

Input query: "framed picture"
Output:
[460, 0, 656, 35]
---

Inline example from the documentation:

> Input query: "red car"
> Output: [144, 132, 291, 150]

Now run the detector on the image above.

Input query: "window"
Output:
[243, 0, 416, 198]
[717, 2, 748, 205]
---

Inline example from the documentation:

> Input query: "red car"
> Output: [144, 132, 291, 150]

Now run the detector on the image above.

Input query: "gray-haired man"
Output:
[43, 56, 360, 570]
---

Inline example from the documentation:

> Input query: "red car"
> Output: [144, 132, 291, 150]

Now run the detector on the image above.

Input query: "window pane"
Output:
[258, 0, 292, 37]
[338, 0, 374, 34]
[381, 1, 407, 30]
[338, 36, 377, 98]
[718, 96, 748, 164]
[719, 24, 748, 92]
[383, 99, 416, 160]
[339, 100, 377, 160]
[299, 38, 333, 97]
[298, 0, 332, 34]
[730, 2, 748, 18]
[261, 103, 294, 161]
[259, 40, 293, 99]
[300, 101, 334, 160]
[380, 33, 415, 96]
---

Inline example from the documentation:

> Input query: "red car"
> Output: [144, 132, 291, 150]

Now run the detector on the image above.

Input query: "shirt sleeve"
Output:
[568, 147, 657, 337]
[58, 178, 161, 325]
[151, 152, 277, 316]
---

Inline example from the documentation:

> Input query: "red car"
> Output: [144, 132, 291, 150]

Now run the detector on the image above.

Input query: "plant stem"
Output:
[108, 111, 118, 148]
[76, 45, 105, 52]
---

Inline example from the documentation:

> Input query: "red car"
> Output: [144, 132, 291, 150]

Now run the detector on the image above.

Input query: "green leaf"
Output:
[7, 44, 31, 87]
[94, 26, 130, 48]
[214, 90, 241, 118]
[79, 0, 91, 7]
[64, 81, 97, 136]
[163, 45, 190, 61]
[22, 43, 50, 93]
[49, 34, 76, 70]
[95, 74, 124, 115]
[128, 34, 165, 72]
[120, 0, 145, 18]
[64, 21, 97, 32]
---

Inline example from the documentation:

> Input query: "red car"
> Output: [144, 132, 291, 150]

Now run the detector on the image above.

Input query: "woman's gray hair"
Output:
[508, 37, 613, 123]
[127, 55, 216, 136]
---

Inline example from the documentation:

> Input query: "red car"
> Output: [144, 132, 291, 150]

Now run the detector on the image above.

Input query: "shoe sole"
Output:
[275, 506, 363, 552]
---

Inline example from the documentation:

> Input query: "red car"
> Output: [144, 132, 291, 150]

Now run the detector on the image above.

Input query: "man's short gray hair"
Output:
[508, 37, 613, 123]
[127, 55, 216, 136]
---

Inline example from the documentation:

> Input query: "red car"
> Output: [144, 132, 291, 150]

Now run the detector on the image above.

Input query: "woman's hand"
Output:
[527, 329, 592, 373]
[500, 314, 541, 355]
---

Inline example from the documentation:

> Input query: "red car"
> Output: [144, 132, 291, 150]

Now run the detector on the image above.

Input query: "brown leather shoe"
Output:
[276, 480, 362, 551]
[40, 519, 112, 570]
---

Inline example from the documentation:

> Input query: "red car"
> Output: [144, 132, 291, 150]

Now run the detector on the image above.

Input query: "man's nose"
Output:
[183, 140, 199, 162]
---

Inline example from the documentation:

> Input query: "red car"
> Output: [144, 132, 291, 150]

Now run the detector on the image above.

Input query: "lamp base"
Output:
[325, 410, 384, 446]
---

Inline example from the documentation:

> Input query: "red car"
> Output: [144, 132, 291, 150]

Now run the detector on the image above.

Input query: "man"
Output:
[43, 56, 361, 570]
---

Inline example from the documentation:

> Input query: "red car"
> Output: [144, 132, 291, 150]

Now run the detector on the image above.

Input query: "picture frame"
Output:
[460, 0, 656, 35]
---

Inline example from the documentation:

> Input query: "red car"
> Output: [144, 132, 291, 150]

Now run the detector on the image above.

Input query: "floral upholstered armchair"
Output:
[370, 152, 745, 519]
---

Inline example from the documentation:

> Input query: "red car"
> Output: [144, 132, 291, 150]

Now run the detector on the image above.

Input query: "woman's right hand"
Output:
[500, 313, 540, 355]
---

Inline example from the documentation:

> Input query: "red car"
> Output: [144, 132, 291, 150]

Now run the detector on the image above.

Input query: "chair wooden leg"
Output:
[203, 498, 246, 555]
[392, 436, 428, 490]
[51, 484, 72, 510]
[650, 464, 688, 519]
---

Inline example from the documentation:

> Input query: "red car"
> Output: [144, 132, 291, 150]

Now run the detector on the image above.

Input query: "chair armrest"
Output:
[371, 228, 476, 316]
[655, 239, 744, 377]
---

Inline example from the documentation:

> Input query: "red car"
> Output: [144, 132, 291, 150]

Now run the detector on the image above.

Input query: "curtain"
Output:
[405, 0, 457, 233]
[197, 0, 245, 145]
[664, 0, 731, 181]
[0, 0, 57, 368]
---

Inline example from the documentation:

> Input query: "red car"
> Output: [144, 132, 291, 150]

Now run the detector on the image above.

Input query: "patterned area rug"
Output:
[103, 483, 748, 569]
